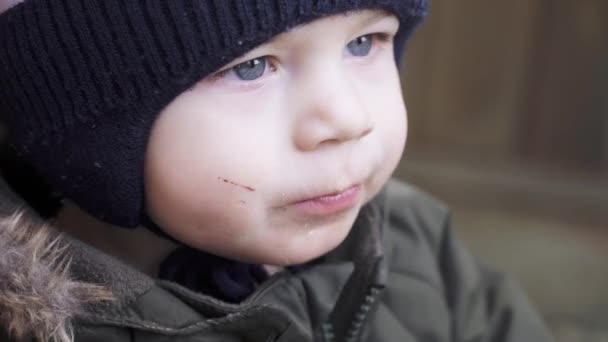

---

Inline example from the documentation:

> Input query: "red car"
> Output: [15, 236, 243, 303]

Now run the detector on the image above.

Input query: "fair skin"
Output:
[2, 2, 407, 273]
[145, 10, 407, 266]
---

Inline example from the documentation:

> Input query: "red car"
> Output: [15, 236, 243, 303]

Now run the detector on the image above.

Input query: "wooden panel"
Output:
[518, 0, 608, 171]
[403, 0, 541, 157]
[595, 44, 608, 171]
[402, 0, 608, 175]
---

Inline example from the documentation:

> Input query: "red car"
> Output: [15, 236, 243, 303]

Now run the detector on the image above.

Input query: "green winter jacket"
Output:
[0, 177, 554, 342]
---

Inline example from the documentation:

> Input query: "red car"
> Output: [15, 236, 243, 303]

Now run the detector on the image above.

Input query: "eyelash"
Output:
[207, 32, 393, 86]
[210, 59, 277, 81]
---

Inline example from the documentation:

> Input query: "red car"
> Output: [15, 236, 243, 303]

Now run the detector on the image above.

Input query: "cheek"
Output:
[386, 96, 408, 160]
[360, 63, 408, 159]
[147, 90, 280, 189]
[143, 93, 276, 245]
[375, 91, 407, 188]
[354, 54, 407, 139]
[354, 60, 407, 197]
[381, 67, 408, 152]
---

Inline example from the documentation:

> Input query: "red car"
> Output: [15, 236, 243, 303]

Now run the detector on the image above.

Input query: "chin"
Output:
[267, 217, 356, 267]
[264, 248, 332, 267]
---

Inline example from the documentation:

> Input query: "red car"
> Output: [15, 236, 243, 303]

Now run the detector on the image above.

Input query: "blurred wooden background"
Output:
[397, 1, 608, 340]
[399, 0, 608, 228]
[402, 0, 608, 173]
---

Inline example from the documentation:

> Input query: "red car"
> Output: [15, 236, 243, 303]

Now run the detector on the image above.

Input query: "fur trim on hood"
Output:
[0, 210, 113, 342]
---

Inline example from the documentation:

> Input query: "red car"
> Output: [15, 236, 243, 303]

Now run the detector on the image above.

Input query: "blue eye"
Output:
[347, 34, 374, 57]
[233, 58, 267, 81]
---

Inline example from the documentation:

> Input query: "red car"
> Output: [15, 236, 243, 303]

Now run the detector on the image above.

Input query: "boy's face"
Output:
[145, 10, 407, 266]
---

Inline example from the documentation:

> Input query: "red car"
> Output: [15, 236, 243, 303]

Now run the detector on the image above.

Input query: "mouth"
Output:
[286, 184, 362, 217]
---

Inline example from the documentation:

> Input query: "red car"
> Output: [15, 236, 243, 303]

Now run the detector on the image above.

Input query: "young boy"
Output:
[0, 0, 554, 341]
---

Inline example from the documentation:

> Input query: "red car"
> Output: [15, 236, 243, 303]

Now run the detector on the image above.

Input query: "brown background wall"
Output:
[396, 1, 608, 339]
[402, 0, 608, 174]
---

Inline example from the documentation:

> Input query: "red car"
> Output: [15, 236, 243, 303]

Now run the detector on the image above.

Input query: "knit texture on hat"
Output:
[0, 0, 428, 227]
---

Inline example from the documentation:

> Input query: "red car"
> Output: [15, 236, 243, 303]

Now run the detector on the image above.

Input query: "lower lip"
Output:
[291, 185, 361, 217]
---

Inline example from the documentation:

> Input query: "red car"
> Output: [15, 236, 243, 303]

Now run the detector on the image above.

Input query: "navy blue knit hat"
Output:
[0, 0, 428, 228]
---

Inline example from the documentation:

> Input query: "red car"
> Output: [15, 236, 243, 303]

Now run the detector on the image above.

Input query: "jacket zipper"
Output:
[321, 262, 386, 342]
[321, 193, 388, 342]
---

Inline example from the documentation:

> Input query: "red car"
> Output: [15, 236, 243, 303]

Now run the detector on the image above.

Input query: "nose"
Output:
[292, 75, 374, 151]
